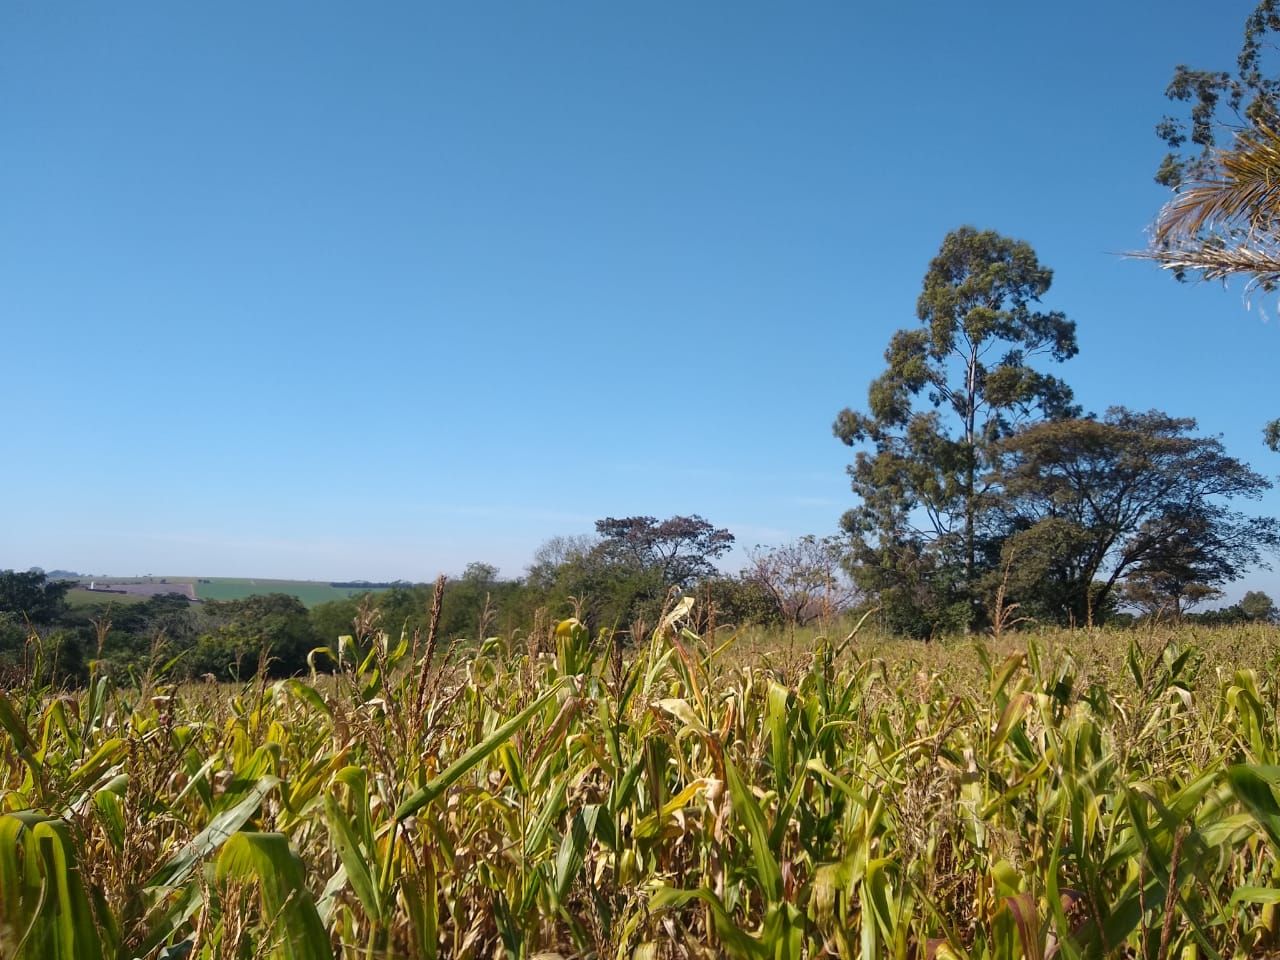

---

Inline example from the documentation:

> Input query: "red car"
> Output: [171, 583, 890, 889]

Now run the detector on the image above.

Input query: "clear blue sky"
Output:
[3, 2, 1278, 595]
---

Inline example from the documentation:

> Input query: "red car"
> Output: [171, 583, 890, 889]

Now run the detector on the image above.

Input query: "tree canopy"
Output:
[1154, 0, 1280, 189]
[994, 408, 1279, 624]
[1241, 589, 1279, 621]
[593, 515, 734, 589]
[0, 569, 70, 624]
[834, 226, 1078, 634]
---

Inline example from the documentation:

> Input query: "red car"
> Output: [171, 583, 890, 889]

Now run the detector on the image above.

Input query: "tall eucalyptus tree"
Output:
[834, 227, 1078, 633]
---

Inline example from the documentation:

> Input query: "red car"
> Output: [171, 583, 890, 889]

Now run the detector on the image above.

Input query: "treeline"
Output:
[11, 231, 1280, 670]
[0, 575, 320, 685]
[0, 518, 856, 683]
[328, 579, 413, 589]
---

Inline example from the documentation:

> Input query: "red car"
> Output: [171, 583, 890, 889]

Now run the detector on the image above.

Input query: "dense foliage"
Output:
[3, 607, 1280, 957]
[0, 516, 816, 684]
[993, 408, 1280, 625]
[834, 227, 1079, 637]
[835, 230, 1278, 636]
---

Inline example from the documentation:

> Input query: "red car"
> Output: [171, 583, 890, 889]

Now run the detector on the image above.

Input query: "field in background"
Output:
[3, 615, 1280, 957]
[191, 577, 386, 606]
[65, 575, 390, 608]
[64, 588, 148, 609]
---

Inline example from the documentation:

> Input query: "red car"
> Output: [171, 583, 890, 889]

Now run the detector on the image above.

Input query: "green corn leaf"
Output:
[215, 831, 332, 960]
[862, 858, 898, 952]
[766, 682, 792, 798]
[279, 678, 332, 719]
[401, 858, 439, 960]
[1227, 764, 1280, 851]
[0, 692, 40, 785]
[0, 812, 105, 960]
[149, 774, 281, 890]
[323, 794, 382, 922]
[552, 804, 600, 908]
[725, 757, 782, 901]
[93, 787, 127, 852]
[525, 774, 569, 858]
[395, 679, 566, 820]
[69, 737, 126, 790]
[1231, 885, 1280, 904]
[649, 886, 767, 959]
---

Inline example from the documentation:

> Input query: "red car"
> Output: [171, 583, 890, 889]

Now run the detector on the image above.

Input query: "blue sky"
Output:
[3, 2, 1278, 594]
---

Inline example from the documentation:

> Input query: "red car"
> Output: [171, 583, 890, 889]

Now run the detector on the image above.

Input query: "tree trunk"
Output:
[964, 349, 978, 631]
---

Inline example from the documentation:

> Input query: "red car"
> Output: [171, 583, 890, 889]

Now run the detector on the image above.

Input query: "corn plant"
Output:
[2, 611, 1280, 957]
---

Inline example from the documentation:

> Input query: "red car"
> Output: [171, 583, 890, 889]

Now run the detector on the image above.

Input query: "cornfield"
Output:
[3, 598, 1280, 959]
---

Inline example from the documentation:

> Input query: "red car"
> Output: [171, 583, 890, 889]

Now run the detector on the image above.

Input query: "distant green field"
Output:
[65, 589, 147, 609]
[63, 577, 390, 609]
[193, 578, 385, 606]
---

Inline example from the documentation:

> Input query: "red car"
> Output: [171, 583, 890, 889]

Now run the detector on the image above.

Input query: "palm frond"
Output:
[1153, 124, 1280, 244]
[1138, 238, 1280, 290]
